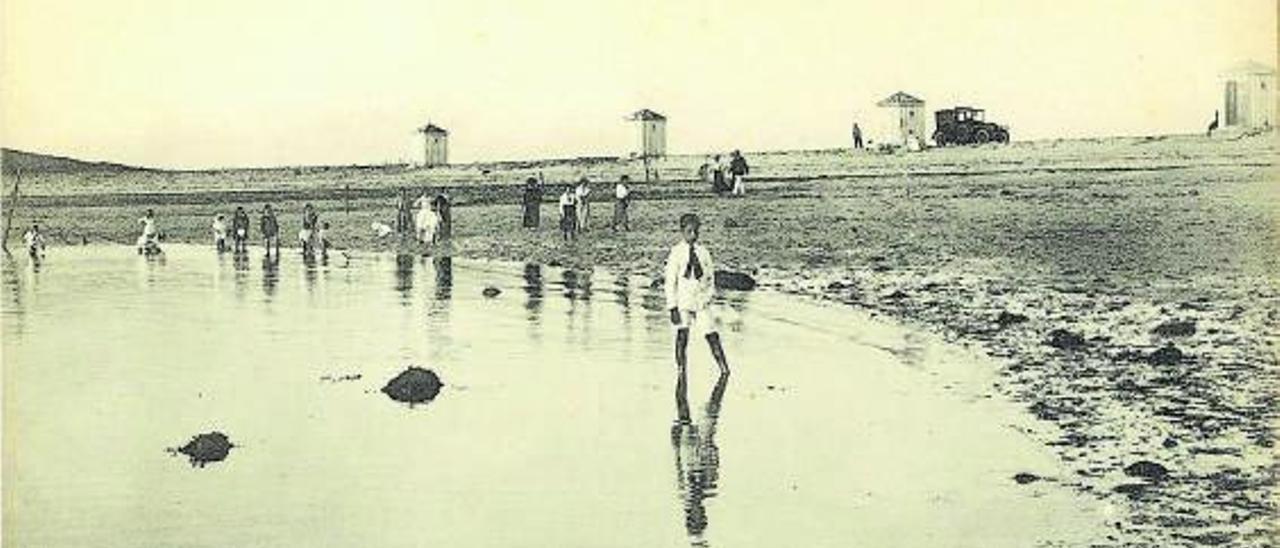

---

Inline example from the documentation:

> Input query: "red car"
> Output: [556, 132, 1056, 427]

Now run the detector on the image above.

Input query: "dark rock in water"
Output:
[1046, 329, 1087, 350]
[382, 367, 443, 405]
[1124, 460, 1169, 481]
[714, 270, 757, 291]
[1185, 532, 1235, 546]
[996, 311, 1029, 328]
[174, 432, 233, 467]
[1117, 379, 1142, 392]
[1152, 320, 1196, 337]
[1147, 344, 1185, 366]
[1162, 437, 1179, 449]
[482, 286, 501, 298]
[1013, 472, 1040, 485]
[649, 278, 664, 289]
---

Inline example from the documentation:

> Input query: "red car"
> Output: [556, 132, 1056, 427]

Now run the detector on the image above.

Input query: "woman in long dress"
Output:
[522, 177, 543, 228]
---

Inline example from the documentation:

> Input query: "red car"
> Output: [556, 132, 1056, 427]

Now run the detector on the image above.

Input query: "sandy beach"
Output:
[4, 133, 1278, 546]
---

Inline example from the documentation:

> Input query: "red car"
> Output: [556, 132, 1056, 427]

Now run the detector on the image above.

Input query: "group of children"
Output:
[698, 150, 750, 196]
[210, 203, 328, 258]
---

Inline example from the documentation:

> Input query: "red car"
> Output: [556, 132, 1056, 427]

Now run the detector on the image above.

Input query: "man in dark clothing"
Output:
[231, 206, 251, 253]
[260, 204, 280, 256]
[728, 151, 749, 196]
[852, 123, 863, 149]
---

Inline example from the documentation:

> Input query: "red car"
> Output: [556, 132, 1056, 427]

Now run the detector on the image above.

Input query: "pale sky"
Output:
[1, 0, 1275, 169]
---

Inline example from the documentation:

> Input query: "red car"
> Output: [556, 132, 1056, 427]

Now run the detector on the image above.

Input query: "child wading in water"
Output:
[559, 186, 578, 242]
[23, 222, 46, 259]
[137, 209, 160, 255]
[665, 213, 731, 379]
[212, 215, 228, 252]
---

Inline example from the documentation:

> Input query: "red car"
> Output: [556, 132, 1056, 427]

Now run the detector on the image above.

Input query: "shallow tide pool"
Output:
[3, 245, 1105, 547]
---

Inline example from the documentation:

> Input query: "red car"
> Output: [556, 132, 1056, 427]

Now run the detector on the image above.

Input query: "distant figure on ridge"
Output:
[852, 122, 863, 149]
[1207, 110, 1219, 137]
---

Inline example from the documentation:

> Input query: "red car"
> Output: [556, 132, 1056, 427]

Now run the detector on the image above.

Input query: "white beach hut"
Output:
[417, 123, 449, 167]
[1219, 61, 1276, 132]
[628, 109, 667, 158]
[876, 92, 927, 147]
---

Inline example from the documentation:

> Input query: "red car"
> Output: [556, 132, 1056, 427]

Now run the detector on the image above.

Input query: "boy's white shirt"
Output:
[139, 217, 156, 235]
[615, 184, 629, 200]
[664, 240, 715, 311]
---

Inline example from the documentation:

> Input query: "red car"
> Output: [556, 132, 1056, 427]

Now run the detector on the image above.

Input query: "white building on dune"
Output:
[628, 109, 667, 158]
[417, 123, 449, 167]
[1219, 61, 1276, 133]
[876, 92, 927, 148]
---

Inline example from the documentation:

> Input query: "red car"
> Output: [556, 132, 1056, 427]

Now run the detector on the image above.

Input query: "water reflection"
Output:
[522, 263, 544, 322]
[432, 255, 452, 302]
[672, 373, 729, 547]
[2, 255, 25, 334]
[262, 253, 280, 301]
[394, 253, 414, 305]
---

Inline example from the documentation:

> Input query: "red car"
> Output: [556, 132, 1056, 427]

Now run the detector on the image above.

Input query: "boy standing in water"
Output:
[137, 209, 158, 254]
[665, 213, 731, 377]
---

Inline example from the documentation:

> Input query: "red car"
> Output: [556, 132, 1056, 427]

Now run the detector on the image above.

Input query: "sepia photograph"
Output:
[1, 0, 1277, 546]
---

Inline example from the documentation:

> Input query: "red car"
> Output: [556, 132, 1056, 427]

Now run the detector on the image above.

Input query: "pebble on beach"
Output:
[1146, 344, 1185, 366]
[382, 367, 443, 406]
[1124, 460, 1170, 481]
[172, 431, 233, 467]
[482, 286, 501, 298]
[1152, 320, 1196, 337]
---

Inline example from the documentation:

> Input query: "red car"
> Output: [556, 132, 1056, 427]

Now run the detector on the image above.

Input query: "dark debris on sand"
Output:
[382, 367, 444, 406]
[171, 431, 234, 467]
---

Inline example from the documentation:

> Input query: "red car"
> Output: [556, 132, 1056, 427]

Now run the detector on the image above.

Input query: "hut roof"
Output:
[418, 124, 449, 135]
[876, 92, 925, 107]
[629, 109, 667, 121]
[1221, 60, 1276, 77]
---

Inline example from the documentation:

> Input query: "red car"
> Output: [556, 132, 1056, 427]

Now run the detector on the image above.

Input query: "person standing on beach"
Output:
[712, 155, 728, 195]
[260, 204, 280, 256]
[852, 123, 863, 149]
[665, 213, 731, 377]
[137, 209, 159, 254]
[574, 178, 592, 232]
[231, 206, 251, 253]
[728, 151, 749, 196]
[23, 222, 46, 260]
[435, 193, 452, 240]
[300, 203, 319, 256]
[558, 185, 578, 242]
[522, 176, 544, 229]
[212, 215, 228, 253]
[612, 175, 632, 231]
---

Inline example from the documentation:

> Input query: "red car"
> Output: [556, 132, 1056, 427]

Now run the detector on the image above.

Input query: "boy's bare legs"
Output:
[706, 332, 731, 376]
[675, 327, 690, 393]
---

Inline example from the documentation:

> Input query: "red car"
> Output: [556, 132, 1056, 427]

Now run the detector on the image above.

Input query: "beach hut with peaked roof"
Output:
[628, 109, 667, 158]
[876, 92, 927, 147]
[1220, 61, 1276, 131]
[417, 123, 449, 167]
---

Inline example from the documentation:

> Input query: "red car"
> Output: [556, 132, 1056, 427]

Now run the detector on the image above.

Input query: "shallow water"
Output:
[3, 245, 1105, 547]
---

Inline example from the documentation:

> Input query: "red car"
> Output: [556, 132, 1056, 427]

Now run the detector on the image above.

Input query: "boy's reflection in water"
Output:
[672, 373, 729, 547]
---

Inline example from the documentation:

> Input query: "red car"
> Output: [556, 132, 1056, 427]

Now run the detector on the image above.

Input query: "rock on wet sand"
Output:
[172, 431, 233, 467]
[482, 286, 502, 298]
[714, 270, 757, 291]
[382, 367, 443, 405]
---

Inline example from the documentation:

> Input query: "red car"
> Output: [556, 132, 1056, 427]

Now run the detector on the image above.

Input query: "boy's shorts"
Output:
[673, 307, 718, 337]
[299, 229, 313, 243]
